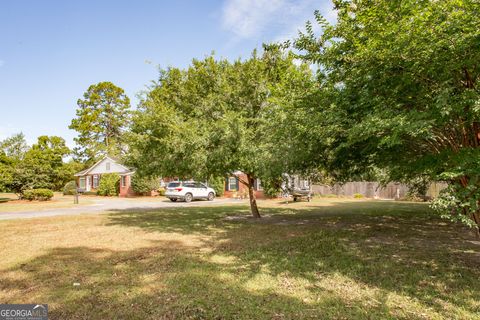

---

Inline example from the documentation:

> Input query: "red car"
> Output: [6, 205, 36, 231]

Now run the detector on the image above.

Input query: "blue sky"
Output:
[0, 0, 334, 147]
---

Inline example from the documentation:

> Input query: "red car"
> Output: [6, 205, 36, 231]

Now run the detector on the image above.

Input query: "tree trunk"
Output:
[247, 174, 261, 218]
[473, 208, 480, 238]
[459, 177, 480, 238]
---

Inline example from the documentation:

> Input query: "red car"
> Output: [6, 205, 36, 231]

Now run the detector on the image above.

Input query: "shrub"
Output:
[97, 173, 120, 196]
[353, 193, 364, 199]
[406, 177, 430, 202]
[23, 189, 54, 201]
[63, 181, 77, 195]
[157, 187, 166, 196]
[131, 175, 161, 195]
[262, 178, 284, 198]
[207, 176, 225, 197]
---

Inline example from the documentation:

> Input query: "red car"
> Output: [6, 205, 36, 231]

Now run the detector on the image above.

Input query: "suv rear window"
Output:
[167, 182, 181, 188]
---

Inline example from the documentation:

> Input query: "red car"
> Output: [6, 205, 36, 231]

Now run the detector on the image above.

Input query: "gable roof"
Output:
[74, 156, 131, 176]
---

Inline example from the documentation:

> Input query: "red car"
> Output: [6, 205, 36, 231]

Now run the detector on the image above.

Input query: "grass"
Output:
[0, 192, 93, 212]
[0, 199, 479, 319]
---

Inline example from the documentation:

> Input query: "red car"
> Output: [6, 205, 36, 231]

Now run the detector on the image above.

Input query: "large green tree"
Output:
[0, 132, 28, 161]
[0, 151, 13, 192]
[129, 49, 312, 217]
[7, 136, 72, 195]
[70, 81, 131, 162]
[292, 1, 480, 234]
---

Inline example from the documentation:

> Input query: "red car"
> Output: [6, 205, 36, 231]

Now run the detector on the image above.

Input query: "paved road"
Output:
[0, 197, 244, 221]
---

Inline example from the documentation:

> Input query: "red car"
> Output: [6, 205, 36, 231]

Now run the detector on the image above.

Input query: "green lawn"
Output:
[0, 199, 478, 319]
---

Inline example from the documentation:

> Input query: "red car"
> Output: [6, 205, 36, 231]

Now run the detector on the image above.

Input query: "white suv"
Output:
[165, 181, 216, 202]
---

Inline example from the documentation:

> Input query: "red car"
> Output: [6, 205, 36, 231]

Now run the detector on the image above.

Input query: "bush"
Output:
[23, 189, 54, 201]
[207, 176, 225, 197]
[157, 187, 166, 196]
[353, 193, 364, 199]
[131, 175, 161, 195]
[97, 173, 120, 196]
[63, 181, 77, 195]
[261, 176, 284, 198]
[406, 177, 430, 201]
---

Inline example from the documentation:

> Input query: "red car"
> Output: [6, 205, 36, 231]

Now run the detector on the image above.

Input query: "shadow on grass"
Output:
[1, 201, 479, 319]
[0, 242, 389, 319]
[104, 201, 480, 318]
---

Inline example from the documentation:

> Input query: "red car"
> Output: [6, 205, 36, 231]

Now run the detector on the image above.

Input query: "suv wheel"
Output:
[184, 193, 193, 203]
[207, 192, 215, 201]
[170, 198, 177, 202]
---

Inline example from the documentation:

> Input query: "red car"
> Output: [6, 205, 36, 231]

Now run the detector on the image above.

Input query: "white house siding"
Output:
[87, 157, 128, 175]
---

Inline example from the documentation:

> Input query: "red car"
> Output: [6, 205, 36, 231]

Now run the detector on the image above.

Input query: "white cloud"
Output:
[222, 0, 286, 38]
[221, 0, 335, 41]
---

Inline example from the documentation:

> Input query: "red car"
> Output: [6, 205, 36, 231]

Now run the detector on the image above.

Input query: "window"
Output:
[121, 176, 127, 187]
[167, 182, 181, 188]
[195, 182, 206, 188]
[79, 178, 85, 189]
[93, 175, 99, 188]
[228, 177, 238, 191]
[254, 179, 263, 191]
[106, 162, 110, 171]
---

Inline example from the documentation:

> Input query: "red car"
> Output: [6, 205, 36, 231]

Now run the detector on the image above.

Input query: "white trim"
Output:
[74, 156, 130, 176]
[86, 176, 91, 191]
[119, 170, 136, 176]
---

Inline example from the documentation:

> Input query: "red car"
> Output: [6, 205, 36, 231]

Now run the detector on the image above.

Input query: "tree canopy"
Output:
[70, 81, 131, 162]
[128, 49, 313, 217]
[291, 0, 480, 233]
[0, 132, 28, 161]
[0, 134, 78, 195]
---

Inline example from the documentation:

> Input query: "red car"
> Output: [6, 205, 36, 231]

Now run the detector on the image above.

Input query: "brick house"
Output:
[224, 171, 265, 199]
[74, 156, 136, 197]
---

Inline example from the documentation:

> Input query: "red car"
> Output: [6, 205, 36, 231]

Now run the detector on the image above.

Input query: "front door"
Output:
[86, 176, 91, 191]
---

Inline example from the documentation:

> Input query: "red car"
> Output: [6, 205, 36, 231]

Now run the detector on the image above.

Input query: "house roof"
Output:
[74, 168, 89, 177]
[74, 156, 131, 176]
[119, 170, 136, 176]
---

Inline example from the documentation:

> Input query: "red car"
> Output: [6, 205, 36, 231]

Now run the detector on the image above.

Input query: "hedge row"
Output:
[23, 189, 54, 201]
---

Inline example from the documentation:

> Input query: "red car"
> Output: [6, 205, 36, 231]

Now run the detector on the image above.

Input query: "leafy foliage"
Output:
[3, 136, 72, 195]
[97, 173, 120, 196]
[260, 175, 284, 198]
[0, 132, 28, 160]
[0, 151, 13, 192]
[70, 82, 131, 162]
[23, 188, 54, 201]
[128, 49, 313, 217]
[206, 176, 225, 197]
[63, 181, 77, 195]
[292, 0, 480, 232]
[131, 175, 161, 194]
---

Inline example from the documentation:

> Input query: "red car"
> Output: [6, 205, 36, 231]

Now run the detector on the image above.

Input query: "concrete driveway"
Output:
[0, 197, 244, 221]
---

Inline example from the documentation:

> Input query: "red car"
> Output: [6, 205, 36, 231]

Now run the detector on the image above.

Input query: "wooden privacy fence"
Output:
[311, 182, 447, 200]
